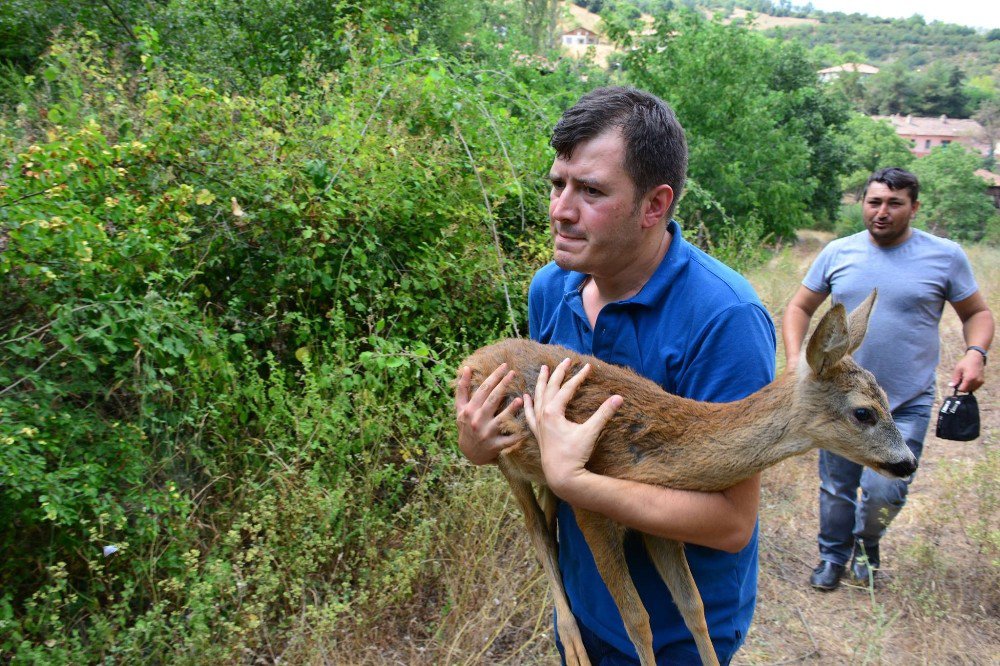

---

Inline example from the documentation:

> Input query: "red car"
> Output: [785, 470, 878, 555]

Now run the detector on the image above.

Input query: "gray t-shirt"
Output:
[803, 229, 978, 411]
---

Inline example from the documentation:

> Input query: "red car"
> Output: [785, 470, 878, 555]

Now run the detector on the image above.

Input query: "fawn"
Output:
[459, 290, 916, 666]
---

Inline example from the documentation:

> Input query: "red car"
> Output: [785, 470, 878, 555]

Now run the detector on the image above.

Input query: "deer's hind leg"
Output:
[498, 460, 589, 666]
[641, 535, 719, 666]
[575, 509, 656, 666]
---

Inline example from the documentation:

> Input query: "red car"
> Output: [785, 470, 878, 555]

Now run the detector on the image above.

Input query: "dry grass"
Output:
[309, 235, 999, 664]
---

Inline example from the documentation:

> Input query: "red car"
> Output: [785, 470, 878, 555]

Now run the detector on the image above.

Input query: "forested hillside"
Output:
[1, 1, 997, 662]
[578, 0, 1000, 120]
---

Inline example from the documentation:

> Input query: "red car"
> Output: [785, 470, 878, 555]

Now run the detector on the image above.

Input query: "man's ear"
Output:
[641, 184, 674, 228]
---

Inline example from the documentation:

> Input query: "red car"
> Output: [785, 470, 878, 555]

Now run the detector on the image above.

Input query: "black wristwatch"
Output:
[967, 345, 988, 365]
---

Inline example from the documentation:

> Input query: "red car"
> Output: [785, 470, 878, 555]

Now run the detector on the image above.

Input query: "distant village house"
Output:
[561, 27, 600, 46]
[977, 169, 1000, 209]
[875, 114, 991, 158]
[817, 63, 879, 83]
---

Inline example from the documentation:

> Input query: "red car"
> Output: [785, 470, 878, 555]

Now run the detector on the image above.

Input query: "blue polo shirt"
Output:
[528, 220, 776, 663]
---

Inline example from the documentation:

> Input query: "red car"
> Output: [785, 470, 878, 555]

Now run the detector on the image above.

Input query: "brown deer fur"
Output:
[459, 291, 917, 666]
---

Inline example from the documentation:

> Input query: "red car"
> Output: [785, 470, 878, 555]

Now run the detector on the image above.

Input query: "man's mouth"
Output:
[555, 231, 585, 243]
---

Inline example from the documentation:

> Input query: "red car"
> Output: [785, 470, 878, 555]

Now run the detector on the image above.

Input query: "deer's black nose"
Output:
[882, 458, 917, 478]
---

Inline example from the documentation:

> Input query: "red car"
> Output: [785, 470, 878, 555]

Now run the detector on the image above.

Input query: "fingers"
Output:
[560, 361, 591, 396]
[500, 393, 524, 416]
[480, 363, 513, 407]
[949, 364, 963, 390]
[531, 360, 612, 424]
[523, 393, 536, 433]
[585, 395, 623, 432]
[533, 363, 551, 406]
[950, 358, 985, 393]
[535, 358, 580, 407]
[544, 360, 590, 413]
[458, 362, 515, 412]
[455, 366, 472, 410]
[455, 361, 525, 465]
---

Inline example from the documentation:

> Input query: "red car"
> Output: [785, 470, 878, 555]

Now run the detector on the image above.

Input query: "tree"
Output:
[914, 62, 969, 118]
[830, 70, 867, 111]
[523, 0, 560, 50]
[839, 114, 914, 198]
[768, 40, 853, 223]
[910, 144, 999, 241]
[973, 99, 1000, 165]
[620, 10, 851, 239]
[865, 62, 915, 115]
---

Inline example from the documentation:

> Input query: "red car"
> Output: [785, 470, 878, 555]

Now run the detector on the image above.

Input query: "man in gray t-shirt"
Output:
[782, 167, 994, 591]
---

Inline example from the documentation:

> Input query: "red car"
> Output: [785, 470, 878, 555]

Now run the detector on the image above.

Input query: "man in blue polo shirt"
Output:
[455, 87, 776, 664]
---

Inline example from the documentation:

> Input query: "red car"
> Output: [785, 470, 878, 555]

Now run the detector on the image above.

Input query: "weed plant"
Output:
[0, 28, 568, 661]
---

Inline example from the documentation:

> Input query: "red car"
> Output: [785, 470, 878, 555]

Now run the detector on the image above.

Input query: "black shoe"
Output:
[851, 542, 881, 585]
[810, 561, 845, 590]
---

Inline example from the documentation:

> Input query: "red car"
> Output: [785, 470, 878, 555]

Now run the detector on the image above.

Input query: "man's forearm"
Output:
[963, 309, 995, 351]
[781, 306, 812, 367]
[551, 472, 761, 553]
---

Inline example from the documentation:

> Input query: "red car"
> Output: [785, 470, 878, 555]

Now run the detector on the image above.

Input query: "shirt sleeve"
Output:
[802, 244, 835, 295]
[677, 302, 777, 403]
[946, 244, 979, 303]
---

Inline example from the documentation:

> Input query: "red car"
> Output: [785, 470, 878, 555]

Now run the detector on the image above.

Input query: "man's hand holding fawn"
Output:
[523, 359, 622, 497]
[455, 363, 523, 465]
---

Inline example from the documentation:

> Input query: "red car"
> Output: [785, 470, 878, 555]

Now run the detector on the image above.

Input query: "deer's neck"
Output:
[637, 372, 810, 490]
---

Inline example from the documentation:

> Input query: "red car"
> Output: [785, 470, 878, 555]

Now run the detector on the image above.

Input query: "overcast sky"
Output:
[802, 0, 1000, 31]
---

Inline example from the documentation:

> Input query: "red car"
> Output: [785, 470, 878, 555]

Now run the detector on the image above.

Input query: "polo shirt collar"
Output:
[560, 219, 687, 313]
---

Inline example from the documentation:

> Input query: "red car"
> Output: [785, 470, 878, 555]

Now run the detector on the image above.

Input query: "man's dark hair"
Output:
[550, 86, 688, 217]
[864, 167, 920, 203]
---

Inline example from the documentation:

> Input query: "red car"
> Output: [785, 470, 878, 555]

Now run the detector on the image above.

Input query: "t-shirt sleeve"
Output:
[946, 245, 979, 303]
[677, 302, 777, 403]
[802, 245, 835, 295]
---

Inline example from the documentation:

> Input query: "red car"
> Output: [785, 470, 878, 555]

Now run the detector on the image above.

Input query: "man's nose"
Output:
[876, 203, 890, 218]
[550, 189, 576, 222]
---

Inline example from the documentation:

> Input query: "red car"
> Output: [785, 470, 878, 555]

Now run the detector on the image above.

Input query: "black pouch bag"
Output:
[936, 390, 980, 441]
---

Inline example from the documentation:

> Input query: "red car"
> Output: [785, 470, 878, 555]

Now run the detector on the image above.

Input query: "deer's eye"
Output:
[853, 408, 876, 425]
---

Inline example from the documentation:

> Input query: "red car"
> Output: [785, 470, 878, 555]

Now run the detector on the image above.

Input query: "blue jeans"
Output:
[817, 405, 931, 565]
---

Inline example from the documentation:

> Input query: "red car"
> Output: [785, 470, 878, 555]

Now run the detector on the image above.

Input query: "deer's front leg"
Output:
[499, 459, 590, 666]
[575, 509, 656, 666]
[642, 535, 719, 666]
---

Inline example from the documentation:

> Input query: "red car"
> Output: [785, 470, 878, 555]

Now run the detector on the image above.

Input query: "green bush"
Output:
[0, 29, 562, 660]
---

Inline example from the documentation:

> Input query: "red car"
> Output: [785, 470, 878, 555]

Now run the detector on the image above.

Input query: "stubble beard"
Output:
[551, 210, 643, 275]
[866, 218, 910, 247]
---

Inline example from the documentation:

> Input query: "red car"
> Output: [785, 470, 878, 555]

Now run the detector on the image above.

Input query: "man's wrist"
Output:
[966, 345, 988, 365]
[548, 468, 597, 502]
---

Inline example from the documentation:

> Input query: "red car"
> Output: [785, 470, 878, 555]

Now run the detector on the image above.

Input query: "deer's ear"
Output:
[846, 289, 877, 354]
[806, 303, 850, 376]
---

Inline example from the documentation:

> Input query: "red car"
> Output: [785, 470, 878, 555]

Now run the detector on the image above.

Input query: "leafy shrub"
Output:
[910, 144, 1000, 242]
[0, 29, 561, 660]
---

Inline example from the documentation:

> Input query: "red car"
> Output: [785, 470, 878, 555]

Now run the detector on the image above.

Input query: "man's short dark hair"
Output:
[550, 86, 688, 217]
[864, 167, 920, 203]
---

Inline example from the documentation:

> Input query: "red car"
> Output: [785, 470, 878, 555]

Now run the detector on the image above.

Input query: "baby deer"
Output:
[459, 291, 916, 666]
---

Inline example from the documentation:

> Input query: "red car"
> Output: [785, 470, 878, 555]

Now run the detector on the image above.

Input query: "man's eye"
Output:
[584, 187, 600, 196]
